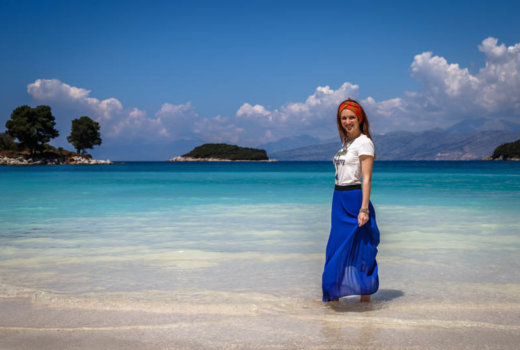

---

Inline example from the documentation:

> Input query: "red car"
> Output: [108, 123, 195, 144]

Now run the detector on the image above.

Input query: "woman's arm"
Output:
[358, 154, 374, 227]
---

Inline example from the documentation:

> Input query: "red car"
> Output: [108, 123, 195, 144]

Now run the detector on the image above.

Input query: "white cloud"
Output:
[156, 102, 194, 117]
[479, 37, 509, 61]
[154, 102, 199, 138]
[477, 37, 520, 112]
[108, 108, 166, 138]
[362, 37, 520, 132]
[234, 82, 359, 140]
[27, 79, 90, 100]
[236, 103, 271, 119]
[25, 37, 520, 153]
[27, 78, 195, 143]
[193, 115, 244, 144]
[28, 79, 123, 123]
[411, 52, 479, 97]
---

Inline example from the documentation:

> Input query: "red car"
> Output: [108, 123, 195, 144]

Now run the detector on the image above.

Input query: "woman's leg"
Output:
[360, 294, 371, 302]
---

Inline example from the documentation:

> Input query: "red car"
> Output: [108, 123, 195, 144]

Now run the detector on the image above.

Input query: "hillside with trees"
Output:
[489, 139, 520, 160]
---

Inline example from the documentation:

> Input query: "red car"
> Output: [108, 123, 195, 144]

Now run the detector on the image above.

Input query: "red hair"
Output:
[336, 98, 374, 144]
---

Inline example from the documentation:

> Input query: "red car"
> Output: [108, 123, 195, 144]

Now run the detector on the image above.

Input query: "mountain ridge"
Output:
[269, 129, 520, 161]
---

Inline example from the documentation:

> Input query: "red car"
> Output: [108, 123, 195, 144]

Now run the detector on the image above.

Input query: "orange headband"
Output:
[339, 101, 364, 123]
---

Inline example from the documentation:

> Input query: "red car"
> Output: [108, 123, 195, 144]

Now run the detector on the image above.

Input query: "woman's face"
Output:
[340, 108, 360, 135]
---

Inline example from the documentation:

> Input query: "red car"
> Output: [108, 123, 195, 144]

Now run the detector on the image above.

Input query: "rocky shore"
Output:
[482, 156, 520, 161]
[168, 156, 276, 162]
[0, 155, 112, 165]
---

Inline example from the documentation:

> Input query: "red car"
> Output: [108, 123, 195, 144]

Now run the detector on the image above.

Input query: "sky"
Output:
[1, 0, 519, 160]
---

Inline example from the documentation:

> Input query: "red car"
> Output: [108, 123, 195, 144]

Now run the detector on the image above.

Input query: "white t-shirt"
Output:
[333, 134, 375, 186]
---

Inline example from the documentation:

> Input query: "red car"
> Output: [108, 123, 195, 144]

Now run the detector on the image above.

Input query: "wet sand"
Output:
[1, 286, 519, 350]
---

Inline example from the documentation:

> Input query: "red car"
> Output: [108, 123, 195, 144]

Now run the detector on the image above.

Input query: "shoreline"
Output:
[168, 156, 277, 162]
[0, 155, 112, 166]
[4, 155, 520, 164]
[482, 156, 520, 161]
[1, 293, 519, 350]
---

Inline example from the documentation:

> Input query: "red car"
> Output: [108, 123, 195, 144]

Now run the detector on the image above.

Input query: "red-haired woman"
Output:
[322, 98, 380, 303]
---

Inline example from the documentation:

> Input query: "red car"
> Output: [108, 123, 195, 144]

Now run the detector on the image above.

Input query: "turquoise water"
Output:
[2, 161, 519, 219]
[1, 161, 520, 345]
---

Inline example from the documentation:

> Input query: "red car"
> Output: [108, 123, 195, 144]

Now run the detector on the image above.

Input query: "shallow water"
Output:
[1, 161, 519, 348]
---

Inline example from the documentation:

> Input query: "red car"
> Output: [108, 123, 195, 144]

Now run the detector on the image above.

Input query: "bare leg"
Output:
[332, 298, 339, 302]
[360, 294, 371, 302]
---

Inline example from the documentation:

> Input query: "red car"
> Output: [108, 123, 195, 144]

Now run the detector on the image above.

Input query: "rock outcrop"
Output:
[0, 155, 112, 165]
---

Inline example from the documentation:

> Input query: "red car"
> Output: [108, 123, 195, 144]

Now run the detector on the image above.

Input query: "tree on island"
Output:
[0, 132, 17, 151]
[67, 116, 102, 154]
[5, 105, 59, 156]
[490, 139, 520, 160]
[182, 143, 269, 160]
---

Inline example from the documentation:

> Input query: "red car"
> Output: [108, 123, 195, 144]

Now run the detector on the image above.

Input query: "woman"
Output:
[322, 99, 380, 303]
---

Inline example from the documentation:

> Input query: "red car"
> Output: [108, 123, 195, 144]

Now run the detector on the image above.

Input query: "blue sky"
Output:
[1, 0, 519, 160]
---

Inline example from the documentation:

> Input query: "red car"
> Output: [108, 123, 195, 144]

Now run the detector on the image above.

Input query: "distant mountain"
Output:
[374, 129, 520, 160]
[270, 129, 520, 161]
[257, 134, 330, 154]
[269, 142, 338, 161]
[91, 138, 205, 161]
[445, 118, 520, 134]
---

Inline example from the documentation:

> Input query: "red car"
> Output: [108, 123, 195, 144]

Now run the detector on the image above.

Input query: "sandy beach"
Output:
[1, 286, 519, 349]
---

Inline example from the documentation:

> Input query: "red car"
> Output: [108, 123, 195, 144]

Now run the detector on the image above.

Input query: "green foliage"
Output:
[40, 143, 77, 158]
[183, 143, 268, 160]
[491, 139, 520, 159]
[67, 116, 102, 154]
[0, 132, 17, 151]
[5, 105, 59, 155]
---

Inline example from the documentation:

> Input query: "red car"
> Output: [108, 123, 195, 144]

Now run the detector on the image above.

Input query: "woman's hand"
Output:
[358, 212, 369, 227]
[359, 154, 373, 228]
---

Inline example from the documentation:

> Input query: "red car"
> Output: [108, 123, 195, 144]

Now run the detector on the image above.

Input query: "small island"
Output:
[484, 138, 520, 161]
[0, 144, 112, 165]
[1, 104, 111, 165]
[169, 143, 273, 162]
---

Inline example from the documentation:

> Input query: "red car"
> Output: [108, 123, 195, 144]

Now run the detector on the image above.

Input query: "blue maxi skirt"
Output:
[322, 188, 380, 301]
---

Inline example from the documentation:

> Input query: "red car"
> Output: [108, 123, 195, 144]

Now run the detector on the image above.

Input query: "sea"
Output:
[0, 161, 519, 349]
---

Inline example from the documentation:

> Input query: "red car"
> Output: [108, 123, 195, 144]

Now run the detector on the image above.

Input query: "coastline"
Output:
[168, 156, 277, 162]
[1, 292, 519, 350]
[0, 155, 112, 166]
[482, 156, 520, 161]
